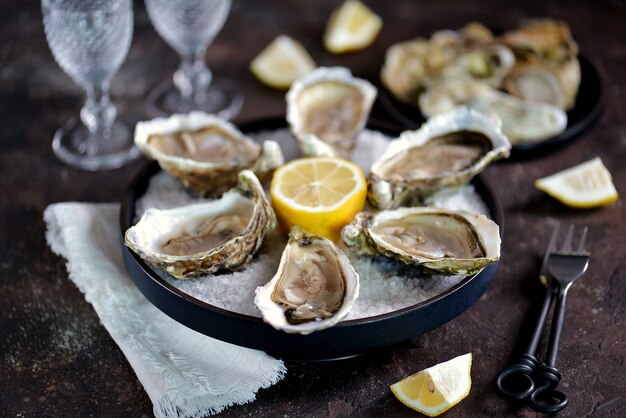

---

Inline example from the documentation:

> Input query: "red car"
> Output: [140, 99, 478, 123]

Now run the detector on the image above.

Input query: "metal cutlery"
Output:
[496, 222, 590, 413]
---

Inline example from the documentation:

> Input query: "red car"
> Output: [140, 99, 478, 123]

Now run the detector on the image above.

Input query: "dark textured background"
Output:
[1, 0, 625, 416]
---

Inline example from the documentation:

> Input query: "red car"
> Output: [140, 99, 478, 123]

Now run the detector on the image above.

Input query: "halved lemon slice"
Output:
[250, 35, 316, 89]
[535, 157, 618, 208]
[270, 157, 367, 241]
[323, 0, 383, 54]
[390, 353, 472, 417]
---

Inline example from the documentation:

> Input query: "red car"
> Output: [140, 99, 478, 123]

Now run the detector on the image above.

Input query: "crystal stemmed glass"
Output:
[145, 0, 243, 119]
[42, 0, 139, 171]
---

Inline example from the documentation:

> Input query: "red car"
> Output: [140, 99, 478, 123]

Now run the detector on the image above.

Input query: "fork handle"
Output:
[545, 285, 571, 367]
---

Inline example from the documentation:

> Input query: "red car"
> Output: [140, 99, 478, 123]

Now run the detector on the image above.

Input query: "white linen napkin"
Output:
[44, 202, 286, 418]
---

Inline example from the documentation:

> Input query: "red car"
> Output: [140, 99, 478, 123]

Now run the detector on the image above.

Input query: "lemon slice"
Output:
[250, 35, 316, 89]
[535, 157, 618, 208]
[323, 0, 383, 54]
[390, 353, 472, 417]
[270, 157, 367, 241]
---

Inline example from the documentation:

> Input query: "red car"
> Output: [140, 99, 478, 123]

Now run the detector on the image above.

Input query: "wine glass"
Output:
[42, 0, 139, 171]
[145, 0, 243, 119]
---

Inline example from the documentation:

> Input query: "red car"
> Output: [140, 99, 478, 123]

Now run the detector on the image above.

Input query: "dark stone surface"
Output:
[1, 0, 625, 416]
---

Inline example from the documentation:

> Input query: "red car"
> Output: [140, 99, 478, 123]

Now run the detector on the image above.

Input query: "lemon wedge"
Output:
[250, 35, 316, 89]
[535, 157, 618, 208]
[270, 157, 367, 241]
[390, 353, 472, 417]
[324, 0, 383, 54]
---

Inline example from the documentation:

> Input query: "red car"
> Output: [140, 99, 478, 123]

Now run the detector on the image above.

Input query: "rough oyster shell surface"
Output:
[286, 67, 376, 157]
[368, 106, 511, 209]
[124, 170, 276, 279]
[254, 227, 359, 334]
[342, 207, 500, 276]
[134, 112, 284, 196]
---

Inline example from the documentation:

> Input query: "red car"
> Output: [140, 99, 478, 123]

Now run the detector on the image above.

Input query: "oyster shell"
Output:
[468, 91, 567, 144]
[419, 79, 497, 118]
[500, 19, 581, 110]
[419, 81, 567, 144]
[500, 19, 578, 64]
[124, 170, 276, 280]
[287, 67, 376, 157]
[381, 23, 495, 105]
[368, 107, 511, 209]
[254, 227, 359, 334]
[503, 58, 580, 110]
[135, 112, 284, 197]
[503, 64, 565, 108]
[433, 44, 515, 88]
[342, 207, 500, 276]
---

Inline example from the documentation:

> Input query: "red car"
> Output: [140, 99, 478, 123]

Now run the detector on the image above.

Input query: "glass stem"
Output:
[80, 83, 117, 149]
[174, 51, 213, 107]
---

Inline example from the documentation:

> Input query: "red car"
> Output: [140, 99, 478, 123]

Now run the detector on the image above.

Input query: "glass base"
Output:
[52, 118, 140, 171]
[146, 77, 243, 119]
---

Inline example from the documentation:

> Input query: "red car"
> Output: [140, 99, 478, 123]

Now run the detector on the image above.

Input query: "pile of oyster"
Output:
[381, 20, 580, 144]
[125, 67, 509, 335]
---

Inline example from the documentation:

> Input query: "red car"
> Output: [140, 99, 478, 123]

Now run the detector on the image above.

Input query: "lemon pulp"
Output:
[324, 0, 383, 54]
[250, 35, 316, 89]
[535, 157, 618, 208]
[270, 157, 367, 241]
[390, 353, 472, 417]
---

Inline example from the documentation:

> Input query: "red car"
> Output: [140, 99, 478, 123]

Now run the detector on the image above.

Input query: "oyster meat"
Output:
[342, 207, 501, 276]
[368, 107, 511, 209]
[287, 67, 376, 157]
[125, 170, 276, 279]
[254, 227, 359, 334]
[135, 112, 284, 197]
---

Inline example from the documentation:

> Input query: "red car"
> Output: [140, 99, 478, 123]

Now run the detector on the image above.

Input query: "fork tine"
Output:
[562, 224, 575, 251]
[577, 226, 589, 252]
[539, 222, 560, 285]
[547, 222, 561, 252]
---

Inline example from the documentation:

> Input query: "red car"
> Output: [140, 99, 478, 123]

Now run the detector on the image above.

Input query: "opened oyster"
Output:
[286, 67, 376, 157]
[254, 227, 359, 334]
[433, 44, 515, 88]
[419, 79, 497, 118]
[500, 19, 580, 110]
[342, 207, 500, 276]
[135, 112, 284, 197]
[381, 23, 495, 104]
[125, 170, 276, 280]
[468, 92, 567, 144]
[418, 81, 567, 144]
[503, 58, 580, 111]
[500, 19, 578, 64]
[368, 107, 511, 209]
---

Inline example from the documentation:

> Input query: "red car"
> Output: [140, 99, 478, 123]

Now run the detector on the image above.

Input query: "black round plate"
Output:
[120, 118, 504, 361]
[378, 55, 604, 160]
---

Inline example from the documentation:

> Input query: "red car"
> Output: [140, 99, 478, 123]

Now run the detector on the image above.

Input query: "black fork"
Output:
[528, 225, 590, 413]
